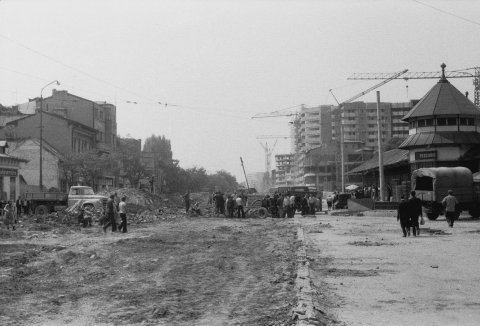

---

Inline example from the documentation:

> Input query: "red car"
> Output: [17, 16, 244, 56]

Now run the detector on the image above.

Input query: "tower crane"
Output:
[333, 69, 409, 193]
[251, 104, 304, 119]
[259, 139, 278, 174]
[256, 135, 290, 174]
[348, 65, 480, 107]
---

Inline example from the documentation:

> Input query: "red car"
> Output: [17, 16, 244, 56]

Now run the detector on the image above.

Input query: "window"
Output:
[418, 119, 433, 127]
[409, 121, 417, 128]
[437, 118, 456, 126]
[460, 118, 474, 125]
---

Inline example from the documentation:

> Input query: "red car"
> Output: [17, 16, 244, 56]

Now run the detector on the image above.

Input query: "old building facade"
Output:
[38, 90, 117, 153]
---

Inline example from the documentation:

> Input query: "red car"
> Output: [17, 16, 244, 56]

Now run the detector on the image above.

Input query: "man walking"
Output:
[397, 196, 410, 237]
[408, 190, 423, 236]
[183, 191, 191, 213]
[118, 196, 127, 233]
[442, 190, 458, 228]
[103, 193, 117, 233]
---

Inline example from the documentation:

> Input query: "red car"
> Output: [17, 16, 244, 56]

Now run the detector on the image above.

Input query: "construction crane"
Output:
[256, 135, 290, 139]
[333, 69, 409, 193]
[256, 135, 290, 174]
[259, 140, 278, 174]
[251, 104, 304, 119]
[348, 65, 480, 107]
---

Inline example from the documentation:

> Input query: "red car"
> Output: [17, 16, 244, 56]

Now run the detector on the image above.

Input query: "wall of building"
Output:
[7, 139, 61, 191]
[10, 114, 72, 155]
[41, 90, 116, 152]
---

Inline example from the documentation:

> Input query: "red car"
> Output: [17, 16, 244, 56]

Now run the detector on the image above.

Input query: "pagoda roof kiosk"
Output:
[400, 63, 480, 172]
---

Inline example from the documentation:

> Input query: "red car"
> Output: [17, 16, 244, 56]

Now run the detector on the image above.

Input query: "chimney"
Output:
[466, 91, 469, 98]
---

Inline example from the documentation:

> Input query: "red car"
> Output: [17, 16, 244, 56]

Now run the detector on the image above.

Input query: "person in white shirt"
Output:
[236, 195, 245, 218]
[118, 196, 128, 233]
[290, 194, 296, 217]
[283, 194, 290, 218]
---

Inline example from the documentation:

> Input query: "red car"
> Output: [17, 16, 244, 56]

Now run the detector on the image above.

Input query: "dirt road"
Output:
[300, 211, 480, 326]
[0, 217, 298, 326]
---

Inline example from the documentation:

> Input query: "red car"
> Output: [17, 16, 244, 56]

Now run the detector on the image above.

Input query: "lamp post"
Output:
[39, 80, 60, 190]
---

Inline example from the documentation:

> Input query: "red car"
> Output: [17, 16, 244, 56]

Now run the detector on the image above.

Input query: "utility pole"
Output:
[376, 91, 385, 201]
[39, 95, 43, 190]
[240, 157, 250, 190]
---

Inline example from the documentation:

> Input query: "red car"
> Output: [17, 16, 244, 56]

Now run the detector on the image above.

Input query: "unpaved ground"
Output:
[0, 217, 298, 326]
[299, 212, 480, 326]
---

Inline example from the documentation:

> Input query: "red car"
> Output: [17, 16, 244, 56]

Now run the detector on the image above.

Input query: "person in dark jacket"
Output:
[270, 194, 278, 218]
[183, 191, 191, 213]
[301, 195, 309, 216]
[103, 194, 117, 233]
[397, 196, 410, 237]
[408, 191, 423, 236]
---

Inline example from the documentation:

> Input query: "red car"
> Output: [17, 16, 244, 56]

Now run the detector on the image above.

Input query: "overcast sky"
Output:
[1, 0, 480, 181]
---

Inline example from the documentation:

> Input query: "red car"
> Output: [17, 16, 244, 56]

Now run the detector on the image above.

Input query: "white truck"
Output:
[25, 186, 108, 215]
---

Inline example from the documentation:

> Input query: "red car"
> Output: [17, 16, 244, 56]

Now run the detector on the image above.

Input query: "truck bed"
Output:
[25, 192, 67, 201]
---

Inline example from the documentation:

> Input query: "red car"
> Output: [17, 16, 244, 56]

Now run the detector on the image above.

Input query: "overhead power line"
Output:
[412, 0, 480, 27]
[0, 33, 165, 104]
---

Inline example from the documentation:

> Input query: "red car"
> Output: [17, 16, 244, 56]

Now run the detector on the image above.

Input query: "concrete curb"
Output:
[292, 226, 323, 326]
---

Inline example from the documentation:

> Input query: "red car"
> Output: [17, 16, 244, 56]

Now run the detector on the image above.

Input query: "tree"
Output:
[185, 167, 208, 192]
[206, 170, 238, 192]
[60, 150, 121, 189]
[117, 137, 145, 188]
[143, 134, 173, 163]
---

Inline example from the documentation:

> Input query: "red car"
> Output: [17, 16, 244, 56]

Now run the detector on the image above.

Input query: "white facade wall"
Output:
[7, 139, 61, 191]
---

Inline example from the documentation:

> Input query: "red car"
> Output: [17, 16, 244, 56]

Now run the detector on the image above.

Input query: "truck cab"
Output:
[68, 186, 107, 210]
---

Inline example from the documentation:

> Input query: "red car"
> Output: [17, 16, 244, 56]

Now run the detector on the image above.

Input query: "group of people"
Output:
[183, 191, 247, 218]
[211, 192, 246, 218]
[396, 191, 423, 237]
[397, 189, 459, 237]
[102, 192, 128, 233]
[261, 192, 320, 218]
[2, 200, 18, 230]
[1, 197, 34, 230]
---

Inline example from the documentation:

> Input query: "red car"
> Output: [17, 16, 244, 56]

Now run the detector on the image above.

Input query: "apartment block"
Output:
[274, 153, 294, 186]
[291, 101, 415, 190]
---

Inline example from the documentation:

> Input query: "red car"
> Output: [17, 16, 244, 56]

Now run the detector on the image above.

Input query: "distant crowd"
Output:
[182, 191, 322, 219]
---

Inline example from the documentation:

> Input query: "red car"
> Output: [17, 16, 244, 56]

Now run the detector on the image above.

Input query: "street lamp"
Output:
[39, 80, 60, 190]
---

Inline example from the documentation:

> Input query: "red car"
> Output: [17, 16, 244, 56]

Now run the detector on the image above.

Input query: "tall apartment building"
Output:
[292, 105, 334, 153]
[274, 153, 294, 186]
[292, 101, 415, 190]
[331, 101, 416, 147]
[290, 105, 334, 184]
